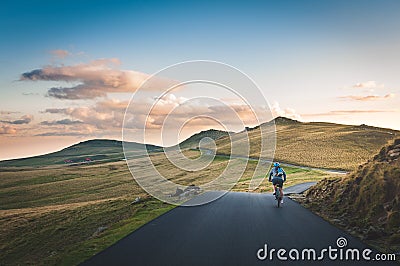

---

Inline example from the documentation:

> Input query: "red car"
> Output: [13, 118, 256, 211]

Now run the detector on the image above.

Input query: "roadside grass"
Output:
[291, 138, 400, 261]
[0, 150, 333, 265]
[56, 199, 173, 266]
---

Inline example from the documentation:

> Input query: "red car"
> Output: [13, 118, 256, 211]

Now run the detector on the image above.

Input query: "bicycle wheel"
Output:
[276, 189, 281, 208]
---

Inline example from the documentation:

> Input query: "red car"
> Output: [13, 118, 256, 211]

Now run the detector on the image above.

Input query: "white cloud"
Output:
[352, 81, 385, 90]
[271, 102, 302, 120]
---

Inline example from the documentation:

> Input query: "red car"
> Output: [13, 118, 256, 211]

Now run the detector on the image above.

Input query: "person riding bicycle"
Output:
[268, 162, 286, 204]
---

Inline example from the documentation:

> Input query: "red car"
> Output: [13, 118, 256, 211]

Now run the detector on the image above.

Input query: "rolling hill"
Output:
[1, 117, 398, 170]
[0, 139, 162, 167]
[212, 117, 399, 171]
[175, 129, 231, 149]
[1, 118, 398, 264]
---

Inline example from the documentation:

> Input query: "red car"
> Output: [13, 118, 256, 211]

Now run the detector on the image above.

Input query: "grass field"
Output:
[0, 150, 332, 265]
[2, 117, 395, 264]
[213, 117, 399, 171]
[0, 160, 174, 265]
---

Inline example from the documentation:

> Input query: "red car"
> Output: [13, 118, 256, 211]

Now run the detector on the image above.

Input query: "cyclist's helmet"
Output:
[273, 162, 280, 167]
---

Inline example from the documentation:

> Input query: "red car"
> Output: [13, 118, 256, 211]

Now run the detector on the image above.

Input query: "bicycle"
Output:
[274, 185, 283, 208]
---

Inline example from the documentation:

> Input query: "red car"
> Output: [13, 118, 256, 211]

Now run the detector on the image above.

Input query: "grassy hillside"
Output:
[303, 139, 400, 254]
[0, 139, 161, 167]
[0, 148, 330, 265]
[176, 129, 231, 149]
[3, 117, 397, 171]
[1, 117, 398, 263]
[0, 160, 173, 265]
[213, 117, 399, 171]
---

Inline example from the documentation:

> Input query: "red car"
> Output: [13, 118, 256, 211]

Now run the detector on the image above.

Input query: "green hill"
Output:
[304, 139, 400, 254]
[0, 139, 161, 167]
[176, 129, 231, 149]
[213, 117, 399, 171]
[1, 117, 398, 170]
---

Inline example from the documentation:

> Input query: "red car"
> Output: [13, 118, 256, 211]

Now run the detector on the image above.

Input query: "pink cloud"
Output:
[21, 58, 177, 99]
[301, 109, 395, 117]
[0, 124, 17, 134]
[339, 93, 395, 101]
[50, 49, 70, 59]
[42, 95, 272, 135]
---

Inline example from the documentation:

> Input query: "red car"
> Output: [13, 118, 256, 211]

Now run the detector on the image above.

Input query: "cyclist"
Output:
[268, 162, 286, 204]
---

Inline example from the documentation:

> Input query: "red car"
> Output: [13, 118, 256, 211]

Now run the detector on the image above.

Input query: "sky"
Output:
[0, 0, 400, 160]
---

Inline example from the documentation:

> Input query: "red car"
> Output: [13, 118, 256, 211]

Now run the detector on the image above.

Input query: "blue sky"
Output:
[1, 0, 400, 159]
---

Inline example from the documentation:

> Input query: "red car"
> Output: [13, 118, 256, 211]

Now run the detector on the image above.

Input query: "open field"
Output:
[146, 149, 337, 193]
[0, 150, 330, 265]
[213, 117, 399, 171]
[2, 117, 395, 264]
[0, 160, 174, 265]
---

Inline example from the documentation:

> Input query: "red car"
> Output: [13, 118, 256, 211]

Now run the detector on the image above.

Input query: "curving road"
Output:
[82, 191, 397, 266]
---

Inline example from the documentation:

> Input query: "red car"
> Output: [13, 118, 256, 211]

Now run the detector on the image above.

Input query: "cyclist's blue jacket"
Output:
[268, 166, 286, 182]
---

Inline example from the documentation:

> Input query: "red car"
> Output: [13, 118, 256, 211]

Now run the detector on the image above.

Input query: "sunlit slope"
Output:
[213, 117, 399, 170]
[176, 129, 230, 150]
[304, 139, 400, 254]
[0, 139, 161, 167]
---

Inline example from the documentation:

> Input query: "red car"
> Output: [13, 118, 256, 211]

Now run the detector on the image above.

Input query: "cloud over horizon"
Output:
[352, 80, 385, 90]
[301, 109, 395, 117]
[339, 93, 395, 101]
[40, 94, 273, 138]
[0, 124, 17, 134]
[0, 114, 33, 125]
[20, 58, 175, 99]
[271, 102, 301, 120]
[40, 119, 83, 126]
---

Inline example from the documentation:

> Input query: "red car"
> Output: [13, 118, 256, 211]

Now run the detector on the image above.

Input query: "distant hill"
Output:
[2, 117, 399, 170]
[0, 139, 161, 167]
[213, 117, 399, 170]
[304, 139, 400, 253]
[175, 129, 231, 150]
[259, 116, 301, 127]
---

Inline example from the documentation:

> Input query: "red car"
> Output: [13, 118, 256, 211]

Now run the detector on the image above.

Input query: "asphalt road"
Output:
[82, 191, 398, 266]
[283, 182, 317, 195]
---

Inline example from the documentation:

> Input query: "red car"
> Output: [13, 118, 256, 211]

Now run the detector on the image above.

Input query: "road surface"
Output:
[82, 192, 397, 266]
[284, 182, 317, 195]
